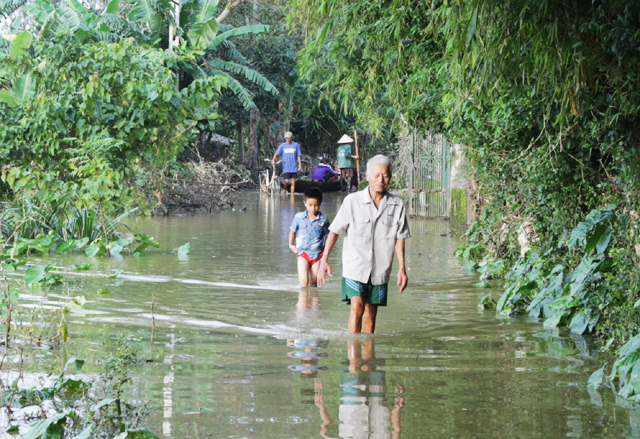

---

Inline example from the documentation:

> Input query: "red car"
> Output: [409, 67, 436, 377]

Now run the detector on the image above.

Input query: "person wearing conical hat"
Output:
[337, 134, 359, 192]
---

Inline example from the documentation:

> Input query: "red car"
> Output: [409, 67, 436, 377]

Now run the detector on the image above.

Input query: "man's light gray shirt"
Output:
[329, 188, 411, 285]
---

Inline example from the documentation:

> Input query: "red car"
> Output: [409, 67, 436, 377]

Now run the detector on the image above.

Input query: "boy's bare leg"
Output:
[309, 261, 320, 286]
[291, 178, 296, 194]
[349, 297, 365, 333]
[297, 257, 310, 286]
[362, 304, 378, 334]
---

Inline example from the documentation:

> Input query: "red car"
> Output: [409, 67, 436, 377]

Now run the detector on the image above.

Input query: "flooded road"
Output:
[8, 191, 640, 438]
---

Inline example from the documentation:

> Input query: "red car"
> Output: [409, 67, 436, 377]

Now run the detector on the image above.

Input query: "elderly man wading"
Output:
[317, 155, 410, 333]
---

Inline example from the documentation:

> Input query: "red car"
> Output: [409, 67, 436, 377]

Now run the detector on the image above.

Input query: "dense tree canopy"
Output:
[288, 0, 640, 394]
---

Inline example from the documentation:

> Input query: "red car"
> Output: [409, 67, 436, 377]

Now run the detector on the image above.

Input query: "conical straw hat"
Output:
[337, 134, 354, 143]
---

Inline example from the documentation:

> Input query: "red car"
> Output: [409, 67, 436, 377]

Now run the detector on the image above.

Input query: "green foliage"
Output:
[0, 34, 223, 210]
[494, 206, 618, 335]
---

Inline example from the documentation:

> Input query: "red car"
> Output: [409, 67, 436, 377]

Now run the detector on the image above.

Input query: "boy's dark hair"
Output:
[304, 187, 323, 203]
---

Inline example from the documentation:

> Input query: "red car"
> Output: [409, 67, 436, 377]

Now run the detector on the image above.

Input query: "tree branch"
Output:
[216, 0, 247, 24]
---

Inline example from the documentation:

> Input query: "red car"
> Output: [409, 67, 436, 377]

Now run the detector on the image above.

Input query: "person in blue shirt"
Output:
[272, 131, 302, 194]
[289, 187, 331, 286]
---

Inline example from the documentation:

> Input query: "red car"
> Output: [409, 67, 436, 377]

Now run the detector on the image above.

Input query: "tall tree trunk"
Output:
[237, 121, 245, 163]
[249, 108, 260, 172]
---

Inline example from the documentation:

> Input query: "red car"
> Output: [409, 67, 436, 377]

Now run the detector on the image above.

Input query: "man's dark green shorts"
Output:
[342, 277, 388, 306]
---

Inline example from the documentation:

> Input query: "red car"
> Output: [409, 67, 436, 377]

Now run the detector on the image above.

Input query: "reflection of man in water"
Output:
[338, 339, 404, 439]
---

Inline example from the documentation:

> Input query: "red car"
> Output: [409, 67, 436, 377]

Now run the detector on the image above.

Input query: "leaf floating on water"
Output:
[175, 242, 191, 257]
[109, 269, 123, 279]
[134, 233, 160, 248]
[25, 265, 47, 285]
[98, 288, 111, 294]
[72, 263, 93, 271]
[64, 358, 85, 373]
[588, 364, 607, 388]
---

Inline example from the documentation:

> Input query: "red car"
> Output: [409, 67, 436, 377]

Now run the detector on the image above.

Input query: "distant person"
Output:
[312, 158, 339, 182]
[317, 155, 411, 333]
[289, 187, 331, 286]
[337, 134, 359, 192]
[273, 131, 302, 194]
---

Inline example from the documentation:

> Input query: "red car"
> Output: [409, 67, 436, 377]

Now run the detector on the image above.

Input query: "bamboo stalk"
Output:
[354, 129, 360, 184]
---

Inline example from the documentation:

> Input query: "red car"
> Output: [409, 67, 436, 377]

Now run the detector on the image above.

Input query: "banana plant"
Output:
[0, 30, 36, 107]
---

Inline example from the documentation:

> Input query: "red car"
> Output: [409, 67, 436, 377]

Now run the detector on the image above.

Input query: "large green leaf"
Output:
[618, 333, 640, 358]
[9, 30, 32, 58]
[63, 357, 85, 372]
[588, 364, 606, 388]
[134, 233, 160, 248]
[25, 265, 47, 285]
[56, 4, 81, 31]
[104, 0, 121, 14]
[0, 89, 21, 107]
[66, 0, 87, 14]
[188, 18, 220, 48]
[23, 412, 71, 439]
[208, 24, 269, 50]
[14, 73, 36, 100]
[175, 242, 190, 256]
[194, 0, 220, 23]
[129, 0, 164, 39]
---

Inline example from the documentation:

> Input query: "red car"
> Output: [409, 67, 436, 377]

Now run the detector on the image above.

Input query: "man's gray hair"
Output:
[366, 155, 392, 175]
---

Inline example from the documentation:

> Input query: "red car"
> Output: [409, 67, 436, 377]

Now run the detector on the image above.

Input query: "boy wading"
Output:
[318, 155, 410, 333]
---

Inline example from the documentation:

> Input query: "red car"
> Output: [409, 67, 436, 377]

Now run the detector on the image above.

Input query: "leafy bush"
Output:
[0, 34, 223, 210]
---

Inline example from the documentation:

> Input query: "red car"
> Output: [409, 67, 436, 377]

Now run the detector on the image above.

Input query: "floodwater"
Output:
[6, 191, 640, 438]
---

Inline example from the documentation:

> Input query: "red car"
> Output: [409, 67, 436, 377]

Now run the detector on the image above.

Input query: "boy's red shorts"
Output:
[299, 252, 323, 266]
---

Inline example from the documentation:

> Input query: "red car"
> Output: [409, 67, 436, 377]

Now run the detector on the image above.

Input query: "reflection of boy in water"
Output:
[337, 339, 404, 439]
[296, 289, 320, 320]
[287, 338, 328, 378]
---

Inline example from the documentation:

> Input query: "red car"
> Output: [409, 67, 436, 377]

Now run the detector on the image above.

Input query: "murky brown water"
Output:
[6, 191, 640, 438]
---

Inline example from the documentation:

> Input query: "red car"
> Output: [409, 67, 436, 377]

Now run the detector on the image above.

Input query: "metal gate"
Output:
[408, 134, 452, 218]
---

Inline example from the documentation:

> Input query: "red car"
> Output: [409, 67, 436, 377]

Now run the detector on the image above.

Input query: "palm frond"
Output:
[219, 40, 248, 65]
[93, 30, 120, 42]
[207, 59, 278, 95]
[206, 68, 255, 110]
[56, 4, 82, 32]
[0, 0, 27, 18]
[208, 24, 269, 51]
[38, 11, 59, 40]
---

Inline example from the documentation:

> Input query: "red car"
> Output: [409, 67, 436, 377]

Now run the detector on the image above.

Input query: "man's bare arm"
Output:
[395, 239, 408, 292]
[317, 232, 339, 286]
[271, 153, 278, 165]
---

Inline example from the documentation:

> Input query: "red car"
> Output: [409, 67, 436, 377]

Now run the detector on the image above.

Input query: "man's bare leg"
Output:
[349, 297, 365, 333]
[297, 257, 310, 286]
[291, 178, 296, 194]
[362, 304, 378, 334]
[283, 178, 290, 195]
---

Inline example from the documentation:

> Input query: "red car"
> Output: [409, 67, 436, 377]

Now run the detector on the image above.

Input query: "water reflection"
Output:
[288, 289, 329, 378]
[338, 339, 403, 439]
